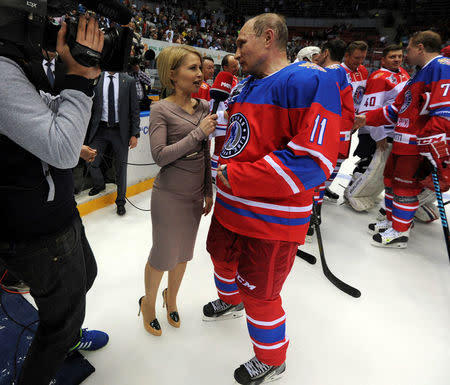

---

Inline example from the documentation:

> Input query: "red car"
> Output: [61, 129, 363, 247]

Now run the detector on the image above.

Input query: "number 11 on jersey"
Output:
[310, 114, 328, 146]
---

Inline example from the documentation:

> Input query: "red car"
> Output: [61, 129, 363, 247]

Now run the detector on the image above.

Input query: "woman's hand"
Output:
[203, 196, 214, 216]
[199, 114, 218, 137]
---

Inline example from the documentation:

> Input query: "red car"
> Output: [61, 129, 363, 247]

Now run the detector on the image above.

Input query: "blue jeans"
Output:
[0, 213, 97, 385]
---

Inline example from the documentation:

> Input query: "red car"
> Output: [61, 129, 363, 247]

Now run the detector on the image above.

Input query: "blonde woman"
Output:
[138, 46, 217, 335]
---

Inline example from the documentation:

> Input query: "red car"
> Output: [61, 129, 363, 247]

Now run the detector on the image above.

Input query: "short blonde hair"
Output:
[157, 46, 202, 91]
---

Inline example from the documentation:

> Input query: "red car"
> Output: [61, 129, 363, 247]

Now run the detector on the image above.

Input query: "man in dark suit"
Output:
[88, 71, 140, 216]
[29, 49, 66, 95]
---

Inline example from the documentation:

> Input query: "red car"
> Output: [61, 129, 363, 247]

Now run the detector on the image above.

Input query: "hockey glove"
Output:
[417, 133, 450, 169]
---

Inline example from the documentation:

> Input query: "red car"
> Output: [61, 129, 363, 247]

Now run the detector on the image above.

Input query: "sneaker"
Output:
[305, 223, 314, 243]
[376, 207, 387, 221]
[324, 188, 339, 203]
[69, 328, 109, 352]
[372, 227, 409, 249]
[202, 299, 244, 321]
[234, 356, 286, 385]
[368, 219, 392, 235]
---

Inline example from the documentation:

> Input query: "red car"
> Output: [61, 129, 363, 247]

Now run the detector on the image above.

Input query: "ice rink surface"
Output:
[76, 151, 450, 385]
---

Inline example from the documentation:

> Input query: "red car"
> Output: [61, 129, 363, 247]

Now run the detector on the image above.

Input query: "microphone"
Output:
[210, 71, 234, 114]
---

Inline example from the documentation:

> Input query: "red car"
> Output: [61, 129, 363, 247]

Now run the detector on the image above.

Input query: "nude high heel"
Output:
[138, 296, 162, 336]
[162, 288, 180, 328]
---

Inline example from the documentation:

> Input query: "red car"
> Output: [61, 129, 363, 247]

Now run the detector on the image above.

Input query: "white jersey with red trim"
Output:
[341, 63, 369, 113]
[358, 67, 410, 139]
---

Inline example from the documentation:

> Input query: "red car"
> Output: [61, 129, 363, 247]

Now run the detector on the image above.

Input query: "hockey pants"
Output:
[206, 215, 298, 366]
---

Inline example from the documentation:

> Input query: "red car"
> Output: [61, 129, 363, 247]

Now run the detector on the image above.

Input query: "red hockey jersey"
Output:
[326, 64, 355, 159]
[341, 63, 369, 112]
[214, 62, 342, 243]
[365, 56, 450, 155]
[358, 67, 410, 140]
[192, 81, 210, 101]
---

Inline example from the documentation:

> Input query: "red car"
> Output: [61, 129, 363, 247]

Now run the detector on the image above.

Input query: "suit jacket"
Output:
[29, 58, 66, 96]
[88, 72, 140, 145]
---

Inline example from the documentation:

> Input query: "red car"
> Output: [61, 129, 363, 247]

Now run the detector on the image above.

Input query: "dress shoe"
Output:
[117, 205, 126, 216]
[138, 296, 162, 336]
[88, 186, 105, 196]
[162, 288, 180, 328]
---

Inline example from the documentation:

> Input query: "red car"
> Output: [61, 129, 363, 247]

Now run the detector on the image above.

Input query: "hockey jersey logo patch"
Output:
[298, 62, 326, 72]
[438, 58, 450, 65]
[399, 89, 412, 113]
[353, 86, 365, 105]
[221, 113, 250, 159]
[388, 74, 398, 84]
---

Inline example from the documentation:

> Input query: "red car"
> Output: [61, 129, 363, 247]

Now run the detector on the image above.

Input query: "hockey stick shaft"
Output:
[313, 205, 361, 298]
[431, 168, 450, 263]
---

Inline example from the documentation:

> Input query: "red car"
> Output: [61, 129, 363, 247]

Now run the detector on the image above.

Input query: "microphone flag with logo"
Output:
[210, 71, 234, 114]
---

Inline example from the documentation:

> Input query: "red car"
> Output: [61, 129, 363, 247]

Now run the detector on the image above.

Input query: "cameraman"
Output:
[0, 12, 108, 385]
[128, 56, 153, 111]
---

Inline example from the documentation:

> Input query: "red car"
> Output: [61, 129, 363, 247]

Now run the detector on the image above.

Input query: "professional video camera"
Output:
[0, 0, 134, 71]
[129, 33, 155, 69]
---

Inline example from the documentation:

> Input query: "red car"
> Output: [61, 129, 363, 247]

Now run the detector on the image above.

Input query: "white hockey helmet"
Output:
[297, 46, 321, 62]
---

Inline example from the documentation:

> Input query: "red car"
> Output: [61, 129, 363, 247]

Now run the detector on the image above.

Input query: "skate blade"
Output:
[371, 240, 407, 249]
[202, 309, 244, 322]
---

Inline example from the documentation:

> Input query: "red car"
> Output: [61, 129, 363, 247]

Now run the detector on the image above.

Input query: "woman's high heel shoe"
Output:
[138, 296, 162, 336]
[162, 288, 180, 328]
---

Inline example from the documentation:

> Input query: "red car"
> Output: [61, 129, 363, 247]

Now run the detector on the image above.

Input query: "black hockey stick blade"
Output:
[312, 206, 361, 298]
[296, 249, 317, 264]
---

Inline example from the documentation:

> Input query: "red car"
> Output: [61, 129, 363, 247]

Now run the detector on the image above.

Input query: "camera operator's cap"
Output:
[297, 46, 321, 62]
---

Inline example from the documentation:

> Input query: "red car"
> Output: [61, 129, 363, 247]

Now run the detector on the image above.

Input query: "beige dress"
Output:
[148, 98, 213, 271]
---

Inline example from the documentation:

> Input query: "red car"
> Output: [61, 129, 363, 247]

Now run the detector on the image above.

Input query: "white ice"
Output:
[73, 150, 450, 385]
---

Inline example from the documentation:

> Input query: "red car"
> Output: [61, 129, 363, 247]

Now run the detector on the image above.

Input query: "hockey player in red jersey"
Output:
[202, 13, 341, 384]
[354, 31, 450, 248]
[345, 44, 410, 212]
[191, 56, 215, 101]
[306, 39, 355, 240]
[333, 40, 370, 202]
[359, 44, 410, 149]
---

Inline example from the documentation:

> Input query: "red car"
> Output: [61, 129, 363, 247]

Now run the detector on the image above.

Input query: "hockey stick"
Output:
[431, 167, 450, 263]
[296, 249, 317, 264]
[312, 204, 361, 298]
